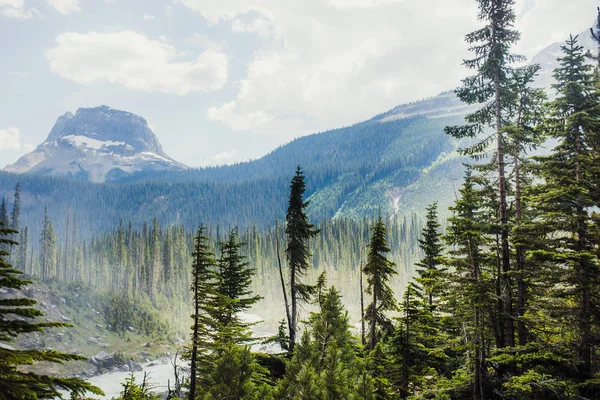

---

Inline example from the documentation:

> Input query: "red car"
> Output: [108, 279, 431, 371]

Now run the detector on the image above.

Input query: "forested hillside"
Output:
[0, 113, 463, 239]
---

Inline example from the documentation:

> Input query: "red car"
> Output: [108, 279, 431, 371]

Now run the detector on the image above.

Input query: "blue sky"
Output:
[0, 0, 596, 167]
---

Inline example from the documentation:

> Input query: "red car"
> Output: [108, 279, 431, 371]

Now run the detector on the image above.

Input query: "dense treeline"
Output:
[160, 4, 600, 400]
[3, 2, 600, 399]
[0, 109, 460, 240]
[9, 187, 425, 334]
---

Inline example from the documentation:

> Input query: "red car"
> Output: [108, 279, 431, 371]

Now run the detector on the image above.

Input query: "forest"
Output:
[2, 0, 600, 399]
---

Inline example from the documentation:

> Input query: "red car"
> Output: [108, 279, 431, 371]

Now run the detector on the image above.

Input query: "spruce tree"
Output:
[414, 202, 444, 308]
[10, 183, 20, 231]
[0, 225, 103, 398]
[188, 225, 218, 400]
[40, 208, 57, 282]
[213, 229, 262, 345]
[204, 344, 272, 400]
[527, 35, 600, 385]
[503, 63, 547, 347]
[363, 216, 397, 350]
[442, 171, 495, 399]
[445, 0, 523, 349]
[285, 166, 319, 352]
[389, 281, 447, 399]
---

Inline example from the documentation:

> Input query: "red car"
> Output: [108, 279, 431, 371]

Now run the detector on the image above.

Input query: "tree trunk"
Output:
[492, 10, 514, 350]
[370, 283, 377, 351]
[275, 220, 292, 351]
[360, 264, 366, 347]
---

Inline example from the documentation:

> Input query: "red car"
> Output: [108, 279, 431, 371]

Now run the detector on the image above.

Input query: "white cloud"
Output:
[515, 0, 598, 58]
[179, 0, 478, 135]
[0, 0, 39, 18]
[23, 142, 36, 152]
[178, 0, 598, 138]
[47, 0, 80, 14]
[231, 16, 273, 38]
[207, 148, 238, 165]
[142, 13, 155, 20]
[184, 33, 227, 52]
[0, 127, 21, 150]
[46, 30, 229, 95]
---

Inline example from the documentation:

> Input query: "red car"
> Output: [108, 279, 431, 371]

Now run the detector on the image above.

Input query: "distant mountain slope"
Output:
[0, 31, 590, 237]
[4, 106, 186, 183]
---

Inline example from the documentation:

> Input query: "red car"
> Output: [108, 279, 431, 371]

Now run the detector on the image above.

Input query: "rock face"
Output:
[4, 105, 186, 182]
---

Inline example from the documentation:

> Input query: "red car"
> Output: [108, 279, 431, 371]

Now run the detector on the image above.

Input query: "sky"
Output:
[0, 0, 597, 168]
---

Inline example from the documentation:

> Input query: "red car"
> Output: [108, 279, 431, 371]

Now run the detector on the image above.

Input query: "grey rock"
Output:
[90, 351, 116, 369]
[128, 361, 143, 372]
[5, 106, 187, 183]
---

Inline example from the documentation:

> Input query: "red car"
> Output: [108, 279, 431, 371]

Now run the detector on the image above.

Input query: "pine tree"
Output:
[503, 63, 547, 348]
[40, 208, 57, 282]
[212, 229, 262, 345]
[204, 344, 271, 400]
[363, 216, 398, 350]
[285, 166, 319, 352]
[414, 202, 445, 308]
[188, 225, 218, 400]
[445, 0, 523, 350]
[10, 183, 20, 231]
[0, 225, 103, 398]
[389, 281, 447, 399]
[526, 35, 600, 388]
[442, 171, 496, 399]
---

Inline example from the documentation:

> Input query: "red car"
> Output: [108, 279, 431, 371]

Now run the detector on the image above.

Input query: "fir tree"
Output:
[204, 344, 271, 400]
[188, 225, 218, 400]
[389, 282, 447, 399]
[414, 202, 445, 308]
[363, 216, 398, 350]
[442, 171, 495, 399]
[527, 35, 600, 388]
[213, 229, 262, 345]
[40, 208, 57, 282]
[285, 166, 319, 352]
[10, 183, 20, 231]
[445, 0, 523, 350]
[0, 225, 103, 398]
[503, 63, 547, 347]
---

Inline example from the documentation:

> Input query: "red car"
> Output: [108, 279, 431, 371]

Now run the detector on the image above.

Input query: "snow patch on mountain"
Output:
[63, 135, 130, 151]
[4, 106, 187, 182]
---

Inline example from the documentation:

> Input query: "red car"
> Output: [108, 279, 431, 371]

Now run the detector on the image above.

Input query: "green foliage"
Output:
[203, 344, 272, 400]
[286, 166, 320, 351]
[363, 216, 398, 350]
[103, 292, 170, 337]
[0, 224, 103, 399]
[114, 373, 160, 400]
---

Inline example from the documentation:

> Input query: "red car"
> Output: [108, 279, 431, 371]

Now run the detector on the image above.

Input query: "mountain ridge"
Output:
[0, 31, 591, 238]
[4, 105, 186, 183]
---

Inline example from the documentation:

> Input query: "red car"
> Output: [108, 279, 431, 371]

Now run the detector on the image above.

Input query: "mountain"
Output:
[4, 106, 186, 183]
[0, 32, 590, 238]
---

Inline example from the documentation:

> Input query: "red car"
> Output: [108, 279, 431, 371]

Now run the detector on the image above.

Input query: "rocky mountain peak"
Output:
[4, 106, 186, 183]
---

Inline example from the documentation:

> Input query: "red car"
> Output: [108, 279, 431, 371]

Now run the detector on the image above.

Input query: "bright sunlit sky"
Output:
[0, 0, 596, 167]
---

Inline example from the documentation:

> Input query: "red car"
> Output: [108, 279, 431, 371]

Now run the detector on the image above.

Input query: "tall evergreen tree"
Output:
[414, 202, 444, 308]
[40, 208, 57, 282]
[445, 0, 523, 349]
[188, 225, 218, 400]
[442, 171, 495, 399]
[363, 216, 397, 350]
[213, 229, 262, 345]
[285, 166, 319, 352]
[10, 183, 20, 231]
[527, 35, 600, 383]
[0, 225, 103, 398]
